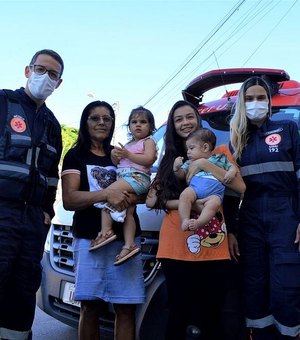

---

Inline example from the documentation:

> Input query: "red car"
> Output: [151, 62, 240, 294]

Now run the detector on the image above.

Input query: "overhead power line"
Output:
[242, 0, 299, 66]
[143, 0, 246, 106]
[145, 0, 297, 112]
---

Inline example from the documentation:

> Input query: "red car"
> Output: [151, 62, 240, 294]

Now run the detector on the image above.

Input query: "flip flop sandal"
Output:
[114, 245, 141, 266]
[89, 230, 117, 251]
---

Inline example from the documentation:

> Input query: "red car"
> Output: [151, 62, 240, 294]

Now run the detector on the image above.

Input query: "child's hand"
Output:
[111, 148, 122, 162]
[113, 143, 128, 160]
[173, 156, 184, 172]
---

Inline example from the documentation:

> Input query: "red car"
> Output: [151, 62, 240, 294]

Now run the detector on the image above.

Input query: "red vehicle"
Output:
[183, 68, 300, 142]
[37, 68, 300, 340]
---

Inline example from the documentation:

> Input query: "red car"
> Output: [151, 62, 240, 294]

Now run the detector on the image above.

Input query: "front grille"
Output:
[50, 223, 160, 281]
[48, 295, 114, 337]
[50, 224, 75, 274]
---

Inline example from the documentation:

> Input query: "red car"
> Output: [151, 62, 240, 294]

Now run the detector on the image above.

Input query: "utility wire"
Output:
[143, 0, 246, 106]
[242, 0, 298, 65]
[150, 0, 290, 108]
[147, 0, 270, 108]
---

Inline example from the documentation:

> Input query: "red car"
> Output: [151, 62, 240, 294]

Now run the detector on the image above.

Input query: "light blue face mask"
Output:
[28, 72, 57, 100]
[245, 101, 269, 121]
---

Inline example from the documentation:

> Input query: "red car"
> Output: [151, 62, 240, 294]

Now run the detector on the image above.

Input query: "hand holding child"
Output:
[223, 165, 238, 184]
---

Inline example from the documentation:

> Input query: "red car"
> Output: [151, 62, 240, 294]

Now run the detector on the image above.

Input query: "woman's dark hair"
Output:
[126, 106, 156, 139]
[74, 100, 115, 155]
[152, 100, 201, 211]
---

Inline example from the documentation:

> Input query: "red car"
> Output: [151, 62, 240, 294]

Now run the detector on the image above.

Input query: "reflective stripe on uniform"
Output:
[0, 163, 49, 180]
[0, 327, 30, 340]
[35, 147, 40, 167]
[246, 315, 300, 337]
[246, 315, 274, 328]
[46, 144, 57, 153]
[0, 163, 29, 174]
[11, 135, 31, 142]
[274, 318, 300, 337]
[26, 148, 33, 166]
[240, 161, 294, 176]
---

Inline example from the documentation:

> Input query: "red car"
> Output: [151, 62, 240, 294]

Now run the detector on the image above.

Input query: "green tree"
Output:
[60, 124, 78, 164]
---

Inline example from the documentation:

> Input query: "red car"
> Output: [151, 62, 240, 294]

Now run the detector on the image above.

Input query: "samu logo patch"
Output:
[10, 115, 26, 133]
[265, 133, 281, 152]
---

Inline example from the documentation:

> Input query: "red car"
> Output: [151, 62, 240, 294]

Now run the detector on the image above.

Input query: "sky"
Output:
[1, 0, 299, 141]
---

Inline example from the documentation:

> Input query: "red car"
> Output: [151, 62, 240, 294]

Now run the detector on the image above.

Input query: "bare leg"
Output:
[92, 209, 113, 245]
[91, 178, 133, 250]
[104, 178, 134, 197]
[101, 210, 113, 235]
[114, 205, 141, 265]
[188, 195, 222, 230]
[123, 205, 136, 248]
[78, 300, 102, 340]
[90, 210, 115, 249]
[114, 303, 136, 340]
[178, 187, 197, 231]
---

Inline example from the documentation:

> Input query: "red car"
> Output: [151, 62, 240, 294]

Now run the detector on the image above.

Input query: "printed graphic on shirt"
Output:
[185, 214, 226, 254]
[10, 115, 26, 133]
[87, 165, 117, 192]
[265, 133, 281, 153]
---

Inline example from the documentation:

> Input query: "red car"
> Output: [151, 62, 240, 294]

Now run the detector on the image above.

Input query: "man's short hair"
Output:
[30, 49, 64, 77]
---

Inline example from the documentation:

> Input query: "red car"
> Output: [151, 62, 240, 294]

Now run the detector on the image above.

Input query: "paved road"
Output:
[32, 306, 78, 340]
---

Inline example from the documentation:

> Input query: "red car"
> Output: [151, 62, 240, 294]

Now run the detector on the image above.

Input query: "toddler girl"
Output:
[90, 106, 157, 265]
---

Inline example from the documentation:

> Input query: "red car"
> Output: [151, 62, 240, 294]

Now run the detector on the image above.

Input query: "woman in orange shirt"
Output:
[146, 100, 246, 340]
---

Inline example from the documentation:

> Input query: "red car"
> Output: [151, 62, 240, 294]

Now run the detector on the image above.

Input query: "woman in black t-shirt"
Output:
[61, 101, 145, 340]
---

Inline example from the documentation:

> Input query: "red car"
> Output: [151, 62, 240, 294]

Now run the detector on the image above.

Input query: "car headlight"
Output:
[44, 225, 52, 252]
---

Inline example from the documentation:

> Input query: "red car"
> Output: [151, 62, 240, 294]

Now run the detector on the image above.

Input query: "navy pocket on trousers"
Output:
[275, 252, 300, 287]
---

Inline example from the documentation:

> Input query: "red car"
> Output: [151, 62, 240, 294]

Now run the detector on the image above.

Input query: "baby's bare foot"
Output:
[188, 219, 201, 231]
[181, 219, 190, 231]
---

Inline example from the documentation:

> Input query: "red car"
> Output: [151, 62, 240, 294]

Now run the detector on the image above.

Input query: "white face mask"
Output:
[245, 101, 269, 121]
[28, 72, 57, 100]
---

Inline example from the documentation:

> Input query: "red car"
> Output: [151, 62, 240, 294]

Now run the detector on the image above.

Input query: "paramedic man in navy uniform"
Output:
[0, 49, 63, 340]
[229, 76, 300, 339]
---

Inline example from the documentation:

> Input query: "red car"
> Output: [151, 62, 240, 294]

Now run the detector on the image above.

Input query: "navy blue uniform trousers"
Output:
[0, 200, 48, 332]
[239, 194, 300, 338]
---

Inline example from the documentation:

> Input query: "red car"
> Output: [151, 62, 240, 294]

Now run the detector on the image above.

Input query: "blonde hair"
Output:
[230, 77, 272, 160]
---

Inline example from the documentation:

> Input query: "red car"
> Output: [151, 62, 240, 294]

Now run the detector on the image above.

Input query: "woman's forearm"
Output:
[146, 188, 179, 211]
[229, 172, 246, 194]
[165, 199, 179, 210]
[62, 187, 109, 211]
[205, 162, 245, 194]
[62, 174, 130, 211]
[187, 159, 246, 194]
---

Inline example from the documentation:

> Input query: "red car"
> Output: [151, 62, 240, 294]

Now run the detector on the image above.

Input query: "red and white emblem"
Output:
[265, 133, 281, 146]
[10, 116, 26, 133]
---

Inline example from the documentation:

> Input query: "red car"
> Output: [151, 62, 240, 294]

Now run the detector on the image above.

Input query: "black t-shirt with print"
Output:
[62, 146, 141, 239]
